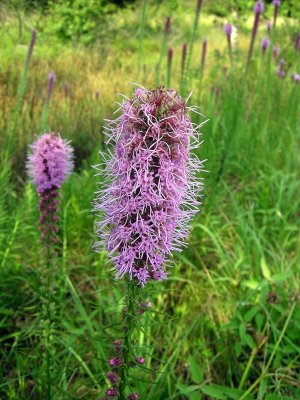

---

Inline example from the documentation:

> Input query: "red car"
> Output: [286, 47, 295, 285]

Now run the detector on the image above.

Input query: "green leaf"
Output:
[244, 306, 260, 322]
[200, 385, 227, 399]
[201, 384, 254, 400]
[261, 258, 271, 280]
[242, 280, 260, 290]
[189, 354, 203, 384]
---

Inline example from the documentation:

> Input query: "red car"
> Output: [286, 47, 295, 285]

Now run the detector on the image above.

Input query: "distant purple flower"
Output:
[27, 29, 37, 65]
[94, 88, 203, 285]
[273, 0, 280, 28]
[295, 33, 300, 52]
[27, 133, 73, 247]
[266, 21, 272, 33]
[47, 72, 56, 103]
[224, 23, 232, 37]
[291, 72, 300, 83]
[128, 394, 140, 400]
[273, 46, 279, 59]
[167, 48, 173, 67]
[108, 357, 123, 367]
[135, 356, 145, 365]
[201, 39, 207, 71]
[27, 133, 73, 193]
[95, 90, 100, 100]
[276, 59, 286, 78]
[181, 43, 188, 74]
[107, 371, 119, 384]
[164, 16, 171, 35]
[254, 0, 264, 14]
[261, 38, 270, 54]
[106, 387, 118, 397]
[247, 1, 264, 72]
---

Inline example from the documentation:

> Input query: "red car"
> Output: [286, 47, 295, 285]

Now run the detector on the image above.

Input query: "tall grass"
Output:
[0, 1, 299, 399]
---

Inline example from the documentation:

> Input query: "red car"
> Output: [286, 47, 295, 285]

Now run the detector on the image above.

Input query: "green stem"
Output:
[119, 281, 136, 400]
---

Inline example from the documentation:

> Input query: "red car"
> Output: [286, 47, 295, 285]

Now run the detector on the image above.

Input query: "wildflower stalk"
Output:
[27, 133, 73, 397]
[246, 1, 264, 75]
[166, 48, 173, 88]
[181, 0, 203, 95]
[8, 29, 36, 153]
[137, 0, 147, 81]
[155, 17, 171, 86]
[41, 72, 56, 131]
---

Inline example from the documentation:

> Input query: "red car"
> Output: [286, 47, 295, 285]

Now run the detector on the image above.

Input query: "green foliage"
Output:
[0, 0, 300, 399]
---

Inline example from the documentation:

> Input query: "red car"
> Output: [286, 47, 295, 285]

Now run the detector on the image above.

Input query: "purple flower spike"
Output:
[266, 21, 272, 33]
[94, 88, 203, 286]
[273, 0, 280, 6]
[261, 38, 270, 54]
[273, 0, 280, 28]
[27, 133, 73, 193]
[224, 23, 232, 37]
[254, 0, 264, 15]
[201, 39, 207, 71]
[47, 72, 56, 103]
[276, 59, 286, 78]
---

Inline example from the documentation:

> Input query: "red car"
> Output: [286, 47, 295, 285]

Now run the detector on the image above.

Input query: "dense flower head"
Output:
[94, 87, 204, 285]
[27, 133, 73, 193]
[273, 0, 280, 6]
[224, 23, 232, 37]
[254, 0, 264, 14]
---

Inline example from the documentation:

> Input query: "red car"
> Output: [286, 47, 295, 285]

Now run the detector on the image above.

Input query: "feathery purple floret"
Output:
[261, 38, 270, 54]
[224, 23, 232, 37]
[254, 0, 264, 15]
[27, 133, 73, 193]
[94, 88, 204, 286]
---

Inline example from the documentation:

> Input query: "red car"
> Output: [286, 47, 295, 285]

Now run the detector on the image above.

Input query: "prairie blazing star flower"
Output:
[224, 23, 232, 37]
[27, 133, 73, 194]
[94, 88, 204, 286]
[254, 0, 264, 14]
[266, 21, 272, 33]
[261, 38, 270, 55]
[27, 133, 73, 246]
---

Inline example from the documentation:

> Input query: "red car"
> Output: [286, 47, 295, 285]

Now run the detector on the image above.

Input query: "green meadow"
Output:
[0, 0, 299, 399]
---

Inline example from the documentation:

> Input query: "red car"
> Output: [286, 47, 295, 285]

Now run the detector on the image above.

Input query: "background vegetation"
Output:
[0, 0, 299, 399]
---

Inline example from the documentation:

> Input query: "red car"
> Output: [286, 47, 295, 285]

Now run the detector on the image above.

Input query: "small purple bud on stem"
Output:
[273, 0, 280, 29]
[27, 29, 37, 65]
[128, 394, 140, 400]
[95, 90, 100, 100]
[47, 72, 56, 103]
[246, 1, 264, 73]
[224, 23, 232, 54]
[200, 39, 207, 72]
[272, 46, 279, 59]
[181, 43, 188, 74]
[261, 38, 270, 55]
[276, 59, 286, 78]
[164, 16, 171, 35]
[266, 20, 272, 33]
